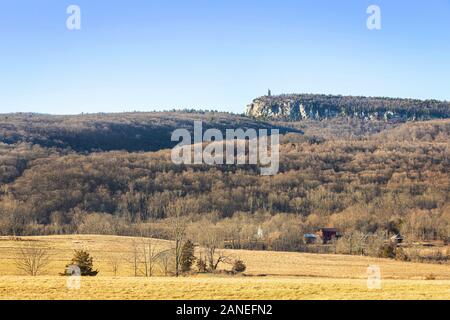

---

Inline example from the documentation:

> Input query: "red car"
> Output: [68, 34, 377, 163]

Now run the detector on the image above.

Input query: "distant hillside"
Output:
[246, 94, 450, 121]
[0, 119, 448, 238]
[0, 112, 299, 153]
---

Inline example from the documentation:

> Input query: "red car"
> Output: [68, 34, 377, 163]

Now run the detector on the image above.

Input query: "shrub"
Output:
[197, 258, 207, 273]
[425, 273, 436, 280]
[395, 247, 409, 261]
[232, 259, 246, 273]
[378, 244, 396, 259]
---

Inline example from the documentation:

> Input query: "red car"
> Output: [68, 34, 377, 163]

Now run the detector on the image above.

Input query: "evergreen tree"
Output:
[64, 250, 99, 276]
[180, 240, 195, 273]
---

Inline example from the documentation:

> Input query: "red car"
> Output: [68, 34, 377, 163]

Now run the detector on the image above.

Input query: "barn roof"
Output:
[317, 227, 338, 232]
[304, 233, 317, 238]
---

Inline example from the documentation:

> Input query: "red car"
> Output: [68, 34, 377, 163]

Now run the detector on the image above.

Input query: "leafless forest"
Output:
[1, 112, 449, 262]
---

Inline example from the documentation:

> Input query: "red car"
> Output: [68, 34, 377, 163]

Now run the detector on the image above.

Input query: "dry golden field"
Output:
[0, 235, 449, 300]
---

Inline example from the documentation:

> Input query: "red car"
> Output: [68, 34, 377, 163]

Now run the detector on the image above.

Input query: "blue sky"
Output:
[1, 0, 449, 114]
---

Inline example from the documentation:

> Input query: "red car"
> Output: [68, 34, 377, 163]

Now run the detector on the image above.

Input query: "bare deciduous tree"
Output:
[168, 206, 188, 277]
[158, 248, 175, 276]
[127, 238, 164, 277]
[15, 243, 50, 276]
[139, 239, 161, 277]
[108, 252, 123, 277]
[128, 240, 140, 277]
[197, 223, 232, 272]
[204, 248, 232, 272]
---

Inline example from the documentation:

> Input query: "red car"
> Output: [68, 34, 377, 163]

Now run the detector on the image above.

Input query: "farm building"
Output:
[315, 228, 342, 244]
[303, 233, 318, 244]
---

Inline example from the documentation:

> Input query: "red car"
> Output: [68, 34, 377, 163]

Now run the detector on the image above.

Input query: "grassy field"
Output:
[0, 235, 449, 300]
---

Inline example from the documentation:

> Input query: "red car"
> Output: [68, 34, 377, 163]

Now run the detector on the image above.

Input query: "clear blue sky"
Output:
[1, 0, 449, 114]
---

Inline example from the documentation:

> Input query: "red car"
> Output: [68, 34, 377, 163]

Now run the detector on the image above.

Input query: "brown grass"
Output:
[1, 276, 449, 300]
[0, 235, 449, 300]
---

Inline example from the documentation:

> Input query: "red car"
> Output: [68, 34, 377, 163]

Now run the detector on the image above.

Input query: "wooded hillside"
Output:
[0, 113, 448, 247]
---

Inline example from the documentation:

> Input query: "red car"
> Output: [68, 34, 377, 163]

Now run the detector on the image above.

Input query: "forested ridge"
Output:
[0, 112, 449, 251]
[247, 94, 450, 121]
[0, 111, 295, 153]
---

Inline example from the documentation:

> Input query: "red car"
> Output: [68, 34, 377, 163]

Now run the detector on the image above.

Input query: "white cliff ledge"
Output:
[246, 94, 450, 121]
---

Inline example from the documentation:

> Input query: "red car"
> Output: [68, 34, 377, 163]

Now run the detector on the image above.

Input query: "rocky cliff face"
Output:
[246, 94, 450, 121]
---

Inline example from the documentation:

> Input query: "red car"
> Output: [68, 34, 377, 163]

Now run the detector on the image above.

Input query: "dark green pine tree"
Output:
[64, 250, 99, 276]
[180, 240, 196, 273]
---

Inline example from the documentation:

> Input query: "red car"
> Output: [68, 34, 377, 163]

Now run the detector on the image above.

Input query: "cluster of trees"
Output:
[15, 234, 247, 277]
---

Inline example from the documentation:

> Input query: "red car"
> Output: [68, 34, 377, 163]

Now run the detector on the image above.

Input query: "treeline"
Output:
[0, 112, 296, 153]
[0, 119, 449, 246]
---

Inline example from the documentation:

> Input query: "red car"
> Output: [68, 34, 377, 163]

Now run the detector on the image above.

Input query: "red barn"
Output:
[315, 228, 342, 244]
